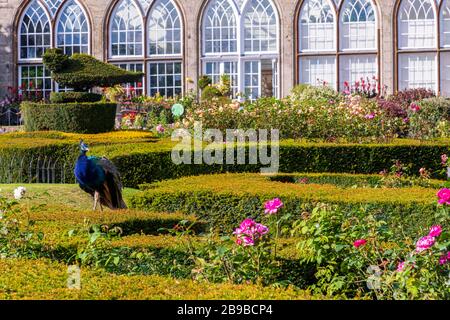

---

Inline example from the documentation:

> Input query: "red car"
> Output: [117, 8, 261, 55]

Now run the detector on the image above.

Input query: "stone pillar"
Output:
[379, 0, 395, 94]
[0, 0, 20, 96]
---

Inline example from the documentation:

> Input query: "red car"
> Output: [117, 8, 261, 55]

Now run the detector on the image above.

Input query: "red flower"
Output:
[353, 239, 367, 248]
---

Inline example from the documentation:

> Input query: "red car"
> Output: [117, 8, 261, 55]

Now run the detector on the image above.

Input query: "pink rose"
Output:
[241, 236, 255, 247]
[397, 261, 406, 272]
[439, 253, 449, 266]
[156, 124, 165, 133]
[353, 239, 367, 248]
[234, 218, 269, 247]
[441, 154, 448, 166]
[415, 235, 436, 253]
[429, 225, 443, 238]
[410, 103, 421, 112]
[437, 188, 450, 205]
[264, 198, 284, 215]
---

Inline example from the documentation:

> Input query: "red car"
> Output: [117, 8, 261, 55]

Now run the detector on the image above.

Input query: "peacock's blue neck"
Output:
[75, 153, 105, 188]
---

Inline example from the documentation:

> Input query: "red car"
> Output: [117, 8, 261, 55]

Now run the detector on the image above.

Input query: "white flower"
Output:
[13, 186, 26, 200]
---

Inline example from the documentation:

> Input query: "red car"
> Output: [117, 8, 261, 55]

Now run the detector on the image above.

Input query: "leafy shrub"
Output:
[198, 75, 212, 90]
[201, 86, 223, 101]
[292, 202, 450, 299]
[21, 102, 117, 133]
[50, 92, 103, 103]
[289, 84, 342, 104]
[0, 258, 314, 299]
[130, 173, 439, 234]
[377, 88, 436, 118]
[187, 92, 401, 142]
[43, 49, 143, 91]
[42, 48, 70, 72]
[1, 132, 448, 186]
[408, 97, 450, 139]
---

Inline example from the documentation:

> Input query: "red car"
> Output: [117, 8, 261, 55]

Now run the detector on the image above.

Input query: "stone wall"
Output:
[0, 0, 397, 97]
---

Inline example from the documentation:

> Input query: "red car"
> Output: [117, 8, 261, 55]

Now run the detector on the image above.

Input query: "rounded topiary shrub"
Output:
[50, 92, 103, 103]
[21, 102, 117, 133]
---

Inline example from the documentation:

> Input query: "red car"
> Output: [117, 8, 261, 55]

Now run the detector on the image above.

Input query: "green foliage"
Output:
[198, 75, 212, 90]
[289, 84, 342, 104]
[1, 131, 448, 186]
[0, 258, 314, 300]
[112, 141, 449, 187]
[43, 50, 143, 91]
[0, 194, 44, 258]
[21, 102, 117, 133]
[130, 173, 439, 235]
[201, 85, 223, 100]
[291, 203, 450, 299]
[42, 48, 69, 73]
[50, 92, 103, 103]
[408, 97, 450, 139]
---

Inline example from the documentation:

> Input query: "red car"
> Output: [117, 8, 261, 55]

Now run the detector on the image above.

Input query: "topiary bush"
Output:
[50, 92, 103, 103]
[21, 102, 117, 133]
[43, 49, 143, 91]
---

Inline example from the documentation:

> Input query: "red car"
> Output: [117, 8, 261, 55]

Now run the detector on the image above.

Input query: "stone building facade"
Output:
[0, 0, 446, 98]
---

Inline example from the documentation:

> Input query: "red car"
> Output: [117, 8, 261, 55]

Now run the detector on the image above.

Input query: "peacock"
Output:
[74, 140, 127, 211]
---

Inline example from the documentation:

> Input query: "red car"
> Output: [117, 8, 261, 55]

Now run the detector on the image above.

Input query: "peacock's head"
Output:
[79, 140, 89, 154]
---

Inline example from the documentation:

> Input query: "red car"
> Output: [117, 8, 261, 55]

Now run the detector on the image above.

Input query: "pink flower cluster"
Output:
[156, 124, 165, 134]
[441, 154, 448, 166]
[233, 218, 269, 247]
[409, 103, 421, 112]
[437, 188, 450, 205]
[439, 252, 450, 265]
[264, 198, 284, 215]
[353, 239, 367, 248]
[415, 225, 442, 253]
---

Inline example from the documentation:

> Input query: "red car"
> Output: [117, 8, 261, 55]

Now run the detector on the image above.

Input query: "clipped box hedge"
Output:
[50, 92, 103, 103]
[21, 102, 117, 134]
[130, 173, 441, 234]
[106, 140, 450, 188]
[0, 259, 316, 300]
[0, 131, 449, 187]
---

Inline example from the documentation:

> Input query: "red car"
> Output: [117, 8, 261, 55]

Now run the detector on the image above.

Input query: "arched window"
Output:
[148, 0, 182, 55]
[43, 0, 63, 17]
[107, 0, 183, 97]
[203, 0, 237, 54]
[56, 0, 89, 56]
[243, 0, 277, 52]
[110, 0, 143, 57]
[201, 0, 280, 100]
[396, 0, 438, 93]
[298, 0, 336, 87]
[17, 0, 91, 96]
[19, 1, 51, 60]
[340, 0, 376, 50]
[297, 0, 379, 91]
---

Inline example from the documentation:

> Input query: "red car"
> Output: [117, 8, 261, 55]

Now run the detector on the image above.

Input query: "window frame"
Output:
[16, 0, 91, 96]
[55, 0, 91, 56]
[106, 0, 184, 97]
[295, 0, 380, 91]
[394, 0, 450, 94]
[109, 0, 145, 59]
[200, 0, 281, 99]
